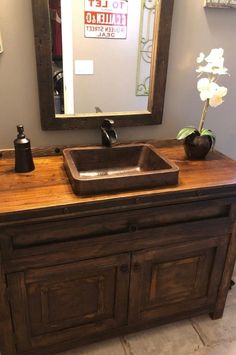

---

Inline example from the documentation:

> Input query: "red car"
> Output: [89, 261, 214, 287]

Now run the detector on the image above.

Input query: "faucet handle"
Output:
[101, 119, 117, 147]
[101, 119, 114, 129]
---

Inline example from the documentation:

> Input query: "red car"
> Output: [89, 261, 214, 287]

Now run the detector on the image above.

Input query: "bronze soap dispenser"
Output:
[14, 125, 35, 173]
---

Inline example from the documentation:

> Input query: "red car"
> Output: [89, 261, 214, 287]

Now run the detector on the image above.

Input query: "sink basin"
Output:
[63, 144, 179, 195]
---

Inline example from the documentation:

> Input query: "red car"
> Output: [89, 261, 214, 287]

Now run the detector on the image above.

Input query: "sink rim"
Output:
[63, 143, 179, 182]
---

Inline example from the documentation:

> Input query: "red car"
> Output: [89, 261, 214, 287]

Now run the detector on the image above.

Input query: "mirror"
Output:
[52, 0, 156, 115]
[31, 0, 174, 130]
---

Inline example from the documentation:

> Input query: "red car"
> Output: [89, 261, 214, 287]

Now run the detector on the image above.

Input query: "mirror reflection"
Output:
[49, 0, 157, 115]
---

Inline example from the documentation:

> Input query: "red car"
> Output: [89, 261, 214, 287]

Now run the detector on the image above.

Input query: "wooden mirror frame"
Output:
[31, 0, 174, 130]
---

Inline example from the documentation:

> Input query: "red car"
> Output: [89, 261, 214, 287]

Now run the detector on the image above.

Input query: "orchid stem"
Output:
[198, 99, 209, 133]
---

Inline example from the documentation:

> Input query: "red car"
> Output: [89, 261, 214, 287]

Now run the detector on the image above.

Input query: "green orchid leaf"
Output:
[176, 127, 198, 140]
[200, 128, 216, 147]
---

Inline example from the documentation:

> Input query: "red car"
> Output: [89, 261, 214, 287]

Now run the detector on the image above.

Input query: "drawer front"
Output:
[2, 219, 232, 274]
[3, 199, 231, 250]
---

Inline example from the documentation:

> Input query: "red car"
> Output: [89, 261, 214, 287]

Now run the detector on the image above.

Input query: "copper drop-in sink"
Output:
[63, 144, 179, 195]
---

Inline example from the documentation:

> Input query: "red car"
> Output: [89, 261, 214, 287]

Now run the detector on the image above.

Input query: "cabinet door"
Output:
[129, 237, 228, 324]
[7, 253, 130, 352]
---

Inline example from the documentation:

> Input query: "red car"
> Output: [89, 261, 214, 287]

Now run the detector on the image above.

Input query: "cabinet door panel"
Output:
[129, 237, 228, 324]
[7, 253, 130, 352]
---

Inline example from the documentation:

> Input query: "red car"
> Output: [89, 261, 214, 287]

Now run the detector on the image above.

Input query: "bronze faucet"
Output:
[101, 119, 117, 147]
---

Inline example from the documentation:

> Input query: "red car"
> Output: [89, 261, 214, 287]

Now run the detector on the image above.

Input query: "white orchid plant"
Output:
[177, 48, 229, 146]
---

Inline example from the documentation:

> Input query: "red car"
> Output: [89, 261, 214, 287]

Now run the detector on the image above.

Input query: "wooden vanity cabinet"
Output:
[1, 199, 234, 355]
[1, 143, 236, 354]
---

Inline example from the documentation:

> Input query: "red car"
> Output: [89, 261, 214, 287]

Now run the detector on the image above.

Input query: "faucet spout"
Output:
[101, 119, 117, 147]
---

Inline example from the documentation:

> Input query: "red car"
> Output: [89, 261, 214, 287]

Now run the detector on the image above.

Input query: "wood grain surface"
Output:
[1, 141, 236, 218]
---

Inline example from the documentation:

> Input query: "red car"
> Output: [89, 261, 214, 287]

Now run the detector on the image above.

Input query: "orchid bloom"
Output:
[196, 48, 228, 76]
[209, 86, 228, 108]
[197, 52, 205, 64]
[197, 77, 227, 107]
[196, 48, 228, 109]
[196, 48, 229, 132]
[205, 48, 224, 63]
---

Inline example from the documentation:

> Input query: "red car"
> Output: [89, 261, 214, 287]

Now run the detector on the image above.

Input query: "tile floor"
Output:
[59, 265, 236, 355]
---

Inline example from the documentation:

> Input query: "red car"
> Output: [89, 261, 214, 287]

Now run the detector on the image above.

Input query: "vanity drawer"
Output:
[2, 217, 231, 273]
[3, 199, 231, 251]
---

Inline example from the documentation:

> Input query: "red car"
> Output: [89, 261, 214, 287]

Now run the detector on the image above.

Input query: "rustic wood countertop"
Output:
[1, 141, 236, 222]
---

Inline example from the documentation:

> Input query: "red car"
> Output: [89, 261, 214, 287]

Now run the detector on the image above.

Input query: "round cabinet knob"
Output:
[120, 264, 129, 273]
[129, 224, 138, 232]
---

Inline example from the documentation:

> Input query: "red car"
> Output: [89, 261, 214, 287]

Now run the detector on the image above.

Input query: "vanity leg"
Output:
[211, 221, 236, 320]
[0, 253, 16, 355]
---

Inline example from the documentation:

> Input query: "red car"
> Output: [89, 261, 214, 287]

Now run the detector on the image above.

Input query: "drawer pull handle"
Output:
[129, 224, 138, 232]
[120, 264, 129, 273]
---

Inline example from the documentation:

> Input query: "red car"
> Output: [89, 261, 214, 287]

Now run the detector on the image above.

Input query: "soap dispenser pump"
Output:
[14, 125, 35, 173]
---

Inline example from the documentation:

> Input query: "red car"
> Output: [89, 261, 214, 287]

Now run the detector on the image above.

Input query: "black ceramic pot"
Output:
[184, 132, 212, 160]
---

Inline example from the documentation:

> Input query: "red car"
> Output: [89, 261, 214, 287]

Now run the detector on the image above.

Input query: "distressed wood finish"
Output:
[129, 236, 229, 323]
[7, 254, 130, 353]
[0, 141, 236, 354]
[1, 142, 236, 220]
[0, 253, 16, 355]
[31, 0, 174, 130]
[212, 218, 236, 319]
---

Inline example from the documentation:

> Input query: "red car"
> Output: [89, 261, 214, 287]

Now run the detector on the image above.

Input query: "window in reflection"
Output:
[136, 0, 156, 96]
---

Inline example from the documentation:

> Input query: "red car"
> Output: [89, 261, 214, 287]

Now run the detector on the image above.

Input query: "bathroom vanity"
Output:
[0, 140, 236, 355]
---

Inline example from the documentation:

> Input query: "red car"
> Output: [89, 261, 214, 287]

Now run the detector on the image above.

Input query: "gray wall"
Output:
[0, 0, 236, 158]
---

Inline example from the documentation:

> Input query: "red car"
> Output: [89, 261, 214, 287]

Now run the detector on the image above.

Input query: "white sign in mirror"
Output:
[84, 0, 128, 39]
